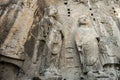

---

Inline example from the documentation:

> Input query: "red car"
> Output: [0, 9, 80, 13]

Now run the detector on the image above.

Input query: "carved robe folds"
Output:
[47, 28, 62, 55]
[75, 27, 99, 72]
[40, 6, 62, 55]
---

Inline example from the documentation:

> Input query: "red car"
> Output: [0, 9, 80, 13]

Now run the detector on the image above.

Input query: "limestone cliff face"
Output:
[0, 0, 120, 80]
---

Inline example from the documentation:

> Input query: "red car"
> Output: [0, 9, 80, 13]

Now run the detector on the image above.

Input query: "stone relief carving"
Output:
[98, 17, 120, 80]
[75, 16, 100, 74]
[0, 0, 120, 80]
[39, 6, 63, 79]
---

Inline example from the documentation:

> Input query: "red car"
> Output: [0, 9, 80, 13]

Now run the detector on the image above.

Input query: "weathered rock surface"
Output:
[0, 0, 120, 80]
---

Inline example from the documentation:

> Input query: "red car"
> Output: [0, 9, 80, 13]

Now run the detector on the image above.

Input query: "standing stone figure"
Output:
[40, 5, 63, 79]
[75, 15, 100, 79]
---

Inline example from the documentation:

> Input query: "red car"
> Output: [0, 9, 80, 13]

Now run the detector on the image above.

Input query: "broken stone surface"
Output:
[0, 0, 120, 80]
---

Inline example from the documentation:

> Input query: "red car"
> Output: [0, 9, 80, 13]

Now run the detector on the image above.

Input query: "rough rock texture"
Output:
[0, 0, 120, 80]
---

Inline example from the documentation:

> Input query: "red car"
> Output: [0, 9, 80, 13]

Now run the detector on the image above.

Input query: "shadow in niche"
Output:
[32, 77, 41, 80]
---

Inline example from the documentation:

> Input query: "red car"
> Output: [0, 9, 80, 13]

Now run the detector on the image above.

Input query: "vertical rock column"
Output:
[0, 0, 38, 68]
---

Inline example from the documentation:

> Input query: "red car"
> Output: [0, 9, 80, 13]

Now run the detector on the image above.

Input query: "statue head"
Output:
[48, 6, 58, 16]
[78, 15, 89, 26]
[44, 6, 58, 17]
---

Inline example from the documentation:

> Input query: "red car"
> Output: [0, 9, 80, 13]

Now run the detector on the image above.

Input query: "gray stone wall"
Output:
[0, 0, 120, 80]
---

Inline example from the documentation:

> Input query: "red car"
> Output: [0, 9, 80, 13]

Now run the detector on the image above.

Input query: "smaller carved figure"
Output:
[96, 16, 120, 80]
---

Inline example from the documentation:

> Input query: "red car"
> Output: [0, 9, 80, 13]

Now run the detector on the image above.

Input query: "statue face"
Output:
[78, 16, 89, 26]
[48, 6, 58, 16]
